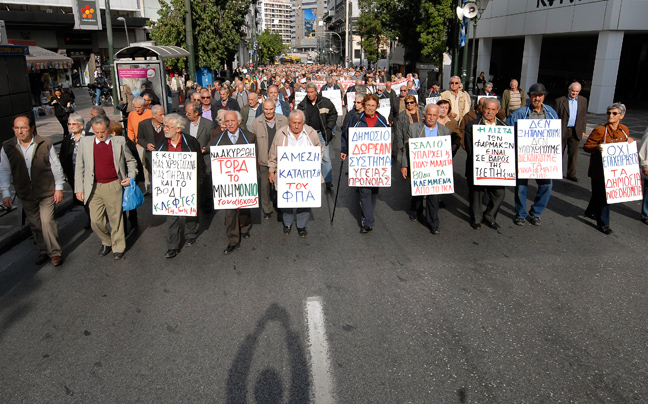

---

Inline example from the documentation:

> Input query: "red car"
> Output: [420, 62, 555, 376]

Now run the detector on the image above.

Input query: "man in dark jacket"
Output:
[555, 82, 588, 182]
[217, 87, 241, 112]
[140, 81, 161, 106]
[157, 113, 206, 258]
[297, 82, 338, 187]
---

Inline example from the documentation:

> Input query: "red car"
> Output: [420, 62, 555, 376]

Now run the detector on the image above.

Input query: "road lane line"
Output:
[305, 296, 335, 404]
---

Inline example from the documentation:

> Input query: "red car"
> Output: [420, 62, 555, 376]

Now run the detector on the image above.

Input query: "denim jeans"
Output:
[283, 208, 310, 228]
[95, 88, 101, 105]
[318, 132, 333, 183]
[515, 179, 552, 218]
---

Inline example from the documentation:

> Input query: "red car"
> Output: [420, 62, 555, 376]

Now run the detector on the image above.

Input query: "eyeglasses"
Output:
[405, 101, 416, 105]
[450, 82, 460, 85]
[67, 122, 80, 126]
[201, 96, 211, 99]
[606, 111, 620, 116]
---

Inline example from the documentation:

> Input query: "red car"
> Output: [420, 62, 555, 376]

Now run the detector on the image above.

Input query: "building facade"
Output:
[258, 0, 293, 45]
[474, 0, 648, 113]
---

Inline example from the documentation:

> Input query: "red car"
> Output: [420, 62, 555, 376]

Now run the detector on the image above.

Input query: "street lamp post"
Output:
[116, 17, 129, 46]
[105, 0, 118, 114]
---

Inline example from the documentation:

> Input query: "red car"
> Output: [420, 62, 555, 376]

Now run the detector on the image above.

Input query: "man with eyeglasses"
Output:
[199, 89, 217, 121]
[440, 76, 471, 121]
[506, 83, 559, 226]
[1, 114, 65, 266]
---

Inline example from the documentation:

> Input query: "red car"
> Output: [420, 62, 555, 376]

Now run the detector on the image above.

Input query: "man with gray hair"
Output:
[85, 106, 106, 134]
[440, 76, 471, 121]
[135, 104, 165, 194]
[555, 81, 588, 182]
[158, 113, 206, 258]
[266, 85, 290, 117]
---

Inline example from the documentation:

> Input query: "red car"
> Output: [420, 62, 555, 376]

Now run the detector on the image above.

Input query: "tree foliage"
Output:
[256, 29, 283, 64]
[149, 0, 251, 71]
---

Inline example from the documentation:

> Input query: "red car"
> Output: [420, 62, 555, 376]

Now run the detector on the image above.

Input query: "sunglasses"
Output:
[201, 96, 211, 99]
[405, 101, 416, 105]
[606, 111, 620, 116]
[450, 82, 460, 85]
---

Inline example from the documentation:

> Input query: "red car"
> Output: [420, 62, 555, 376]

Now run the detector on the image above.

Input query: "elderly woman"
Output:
[341, 94, 389, 233]
[48, 87, 73, 137]
[436, 99, 459, 146]
[583, 103, 635, 235]
[59, 113, 90, 225]
[395, 94, 424, 164]
[479, 82, 496, 96]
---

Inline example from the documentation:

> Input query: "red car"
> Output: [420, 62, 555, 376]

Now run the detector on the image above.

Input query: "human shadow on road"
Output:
[227, 303, 310, 404]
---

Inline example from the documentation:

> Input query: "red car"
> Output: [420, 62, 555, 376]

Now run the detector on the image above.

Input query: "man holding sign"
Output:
[583, 103, 636, 235]
[210, 111, 257, 254]
[157, 114, 206, 258]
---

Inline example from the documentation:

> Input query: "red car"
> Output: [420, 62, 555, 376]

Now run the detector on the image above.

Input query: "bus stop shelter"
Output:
[114, 44, 189, 113]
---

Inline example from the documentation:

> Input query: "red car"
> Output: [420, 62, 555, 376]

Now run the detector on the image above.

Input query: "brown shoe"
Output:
[51, 256, 62, 266]
[35, 253, 49, 265]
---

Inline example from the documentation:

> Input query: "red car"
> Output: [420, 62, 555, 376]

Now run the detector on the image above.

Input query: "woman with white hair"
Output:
[59, 113, 90, 226]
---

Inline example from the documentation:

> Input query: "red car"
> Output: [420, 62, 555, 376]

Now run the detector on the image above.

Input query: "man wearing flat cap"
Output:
[506, 83, 559, 226]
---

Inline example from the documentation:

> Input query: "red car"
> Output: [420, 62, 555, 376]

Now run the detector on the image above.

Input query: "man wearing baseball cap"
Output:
[506, 83, 559, 226]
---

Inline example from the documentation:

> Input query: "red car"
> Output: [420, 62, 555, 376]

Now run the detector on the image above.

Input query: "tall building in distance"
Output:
[257, 0, 294, 45]
[293, 0, 327, 52]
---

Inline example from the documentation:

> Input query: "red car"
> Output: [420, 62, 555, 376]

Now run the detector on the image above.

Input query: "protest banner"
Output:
[472, 125, 516, 186]
[294, 91, 306, 106]
[210, 144, 258, 209]
[390, 78, 409, 93]
[426, 97, 439, 106]
[276, 146, 322, 208]
[602, 142, 643, 204]
[516, 119, 562, 179]
[346, 91, 356, 111]
[151, 151, 198, 216]
[313, 80, 326, 91]
[378, 98, 391, 122]
[348, 127, 392, 187]
[340, 80, 355, 91]
[322, 89, 343, 116]
[408, 137, 454, 196]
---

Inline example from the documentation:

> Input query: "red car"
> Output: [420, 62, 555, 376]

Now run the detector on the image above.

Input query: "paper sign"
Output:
[378, 99, 391, 123]
[322, 89, 343, 116]
[516, 119, 562, 179]
[276, 146, 322, 208]
[294, 91, 306, 106]
[472, 125, 516, 186]
[408, 137, 454, 196]
[346, 91, 356, 111]
[348, 127, 392, 187]
[152, 151, 198, 216]
[211, 145, 259, 209]
[602, 142, 643, 204]
[426, 97, 439, 105]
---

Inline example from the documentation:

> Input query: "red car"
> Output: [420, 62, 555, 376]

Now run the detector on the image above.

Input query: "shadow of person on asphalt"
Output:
[227, 303, 310, 404]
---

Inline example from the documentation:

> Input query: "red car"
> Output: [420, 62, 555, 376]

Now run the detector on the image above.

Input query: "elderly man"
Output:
[218, 87, 241, 112]
[135, 104, 165, 194]
[240, 92, 263, 131]
[501, 79, 526, 118]
[127, 96, 152, 145]
[184, 101, 215, 211]
[458, 96, 486, 149]
[268, 110, 322, 237]
[232, 82, 249, 110]
[640, 127, 648, 225]
[1, 114, 65, 266]
[555, 82, 588, 182]
[400, 104, 458, 234]
[506, 83, 559, 226]
[209, 111, 256, 255]
[159, 113, 206, 258]
[440, 76, 472, 122]
[464, 98, 508, 230]
[249, 99, 289, 219]
[140, 81, 160, 106]
[85, 106, 106, 134]
[266, 85, 291, 117]
[297, 82, 338, 188]
[75, 115, 137, 259]
[427, 81, 441, 98]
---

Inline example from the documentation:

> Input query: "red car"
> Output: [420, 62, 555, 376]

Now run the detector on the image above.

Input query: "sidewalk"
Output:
[0, 88, 124, 254]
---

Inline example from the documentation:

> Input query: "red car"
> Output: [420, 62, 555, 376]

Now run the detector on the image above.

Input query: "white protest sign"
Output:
[378, 98, 391, 122]
[210, 144, 258, 209]
[152, 151, 198, 216]
[409, 137, 454, 196]
[276, 146, 322, 208]
[516, 119, 562, 179]
[346, 91, 356, 111]
[473, 125, 516, 186]
[294, 91, 306, 106]
[602, 142, 643, 204]
[426, 97, 439, 105]
[390, 79, 409, 93]
[348, 127, 392, 187]
[322, 89, 343, 116]
[313, 80, 326, 91]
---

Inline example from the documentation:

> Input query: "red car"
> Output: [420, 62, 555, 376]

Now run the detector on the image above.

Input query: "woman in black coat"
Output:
[48, 87, 73, 137]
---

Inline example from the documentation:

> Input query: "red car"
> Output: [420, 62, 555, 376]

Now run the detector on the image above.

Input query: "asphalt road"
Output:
[1, 136, 647, 403]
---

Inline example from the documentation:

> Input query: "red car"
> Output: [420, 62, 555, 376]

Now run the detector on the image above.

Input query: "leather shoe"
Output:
[408, 212, 418, 222]
[598, 225, 614, 235]
[165, 249, 178, 258]
[482, 220, 501, 230]
[297, 227, 308, 237]
[325, 181, 334, 188]
[360, 226, 372, 234]
[283, 225, 292, 235]
[224, 244, 240, 255]
[566, 176, 579, 182]
[35, 253, 49, 265]
[113, 252, 124, 260]
[242, 232, 251, 239]
[470, 222, 481, 230]
[185, 239, 196, 247]
[51, 255, 62, 266]
[99, 245, 112, 256]
[431, 227, 440, 235]
[263, 212, 273, 219]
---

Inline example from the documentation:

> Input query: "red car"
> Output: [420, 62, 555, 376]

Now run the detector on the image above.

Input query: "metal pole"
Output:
[105, 0, 118, 114]
[452, 0, 462, 77]
[461, 21, 469, 88]
[468, 20, 478, 94]
[345, 0, 349, 68]
[184, 0, 196, 80]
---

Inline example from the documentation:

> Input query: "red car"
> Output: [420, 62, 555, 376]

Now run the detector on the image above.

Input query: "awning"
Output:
[114, 44, 190, 60]
[26, 46, 72, 63]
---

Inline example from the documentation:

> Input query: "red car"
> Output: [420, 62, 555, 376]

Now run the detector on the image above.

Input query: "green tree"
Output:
[418, 0, 455, 70]
[357, 0, 392, 67]
[256, 29, 283, 64]
[148, 0, 187, 70]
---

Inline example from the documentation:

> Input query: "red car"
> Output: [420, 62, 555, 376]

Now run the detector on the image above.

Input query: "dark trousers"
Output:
[586, 178, 610, 227]
[359, 187, 379, 227]
[411, 194, 440, 229]
[563, 127, 580, 178]
[468, 182, 505, 224]
[56, 116, 70, 137]
[225, 209, 251, 246]
[166, 214, 199, 249]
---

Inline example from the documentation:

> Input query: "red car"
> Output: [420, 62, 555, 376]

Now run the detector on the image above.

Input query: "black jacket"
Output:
[297, 94, 338, 144]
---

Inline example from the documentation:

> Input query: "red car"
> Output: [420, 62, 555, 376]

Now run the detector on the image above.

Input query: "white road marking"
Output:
[305, 296, 336, 404]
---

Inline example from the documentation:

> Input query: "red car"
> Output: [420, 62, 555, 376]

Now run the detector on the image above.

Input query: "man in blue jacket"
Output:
[506, 83, 559, 226]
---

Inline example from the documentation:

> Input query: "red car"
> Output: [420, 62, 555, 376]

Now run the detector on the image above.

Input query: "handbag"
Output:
[122, 178, 145, 211]
[64, 106, 75, 114]
[116, 103, 128, 113]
